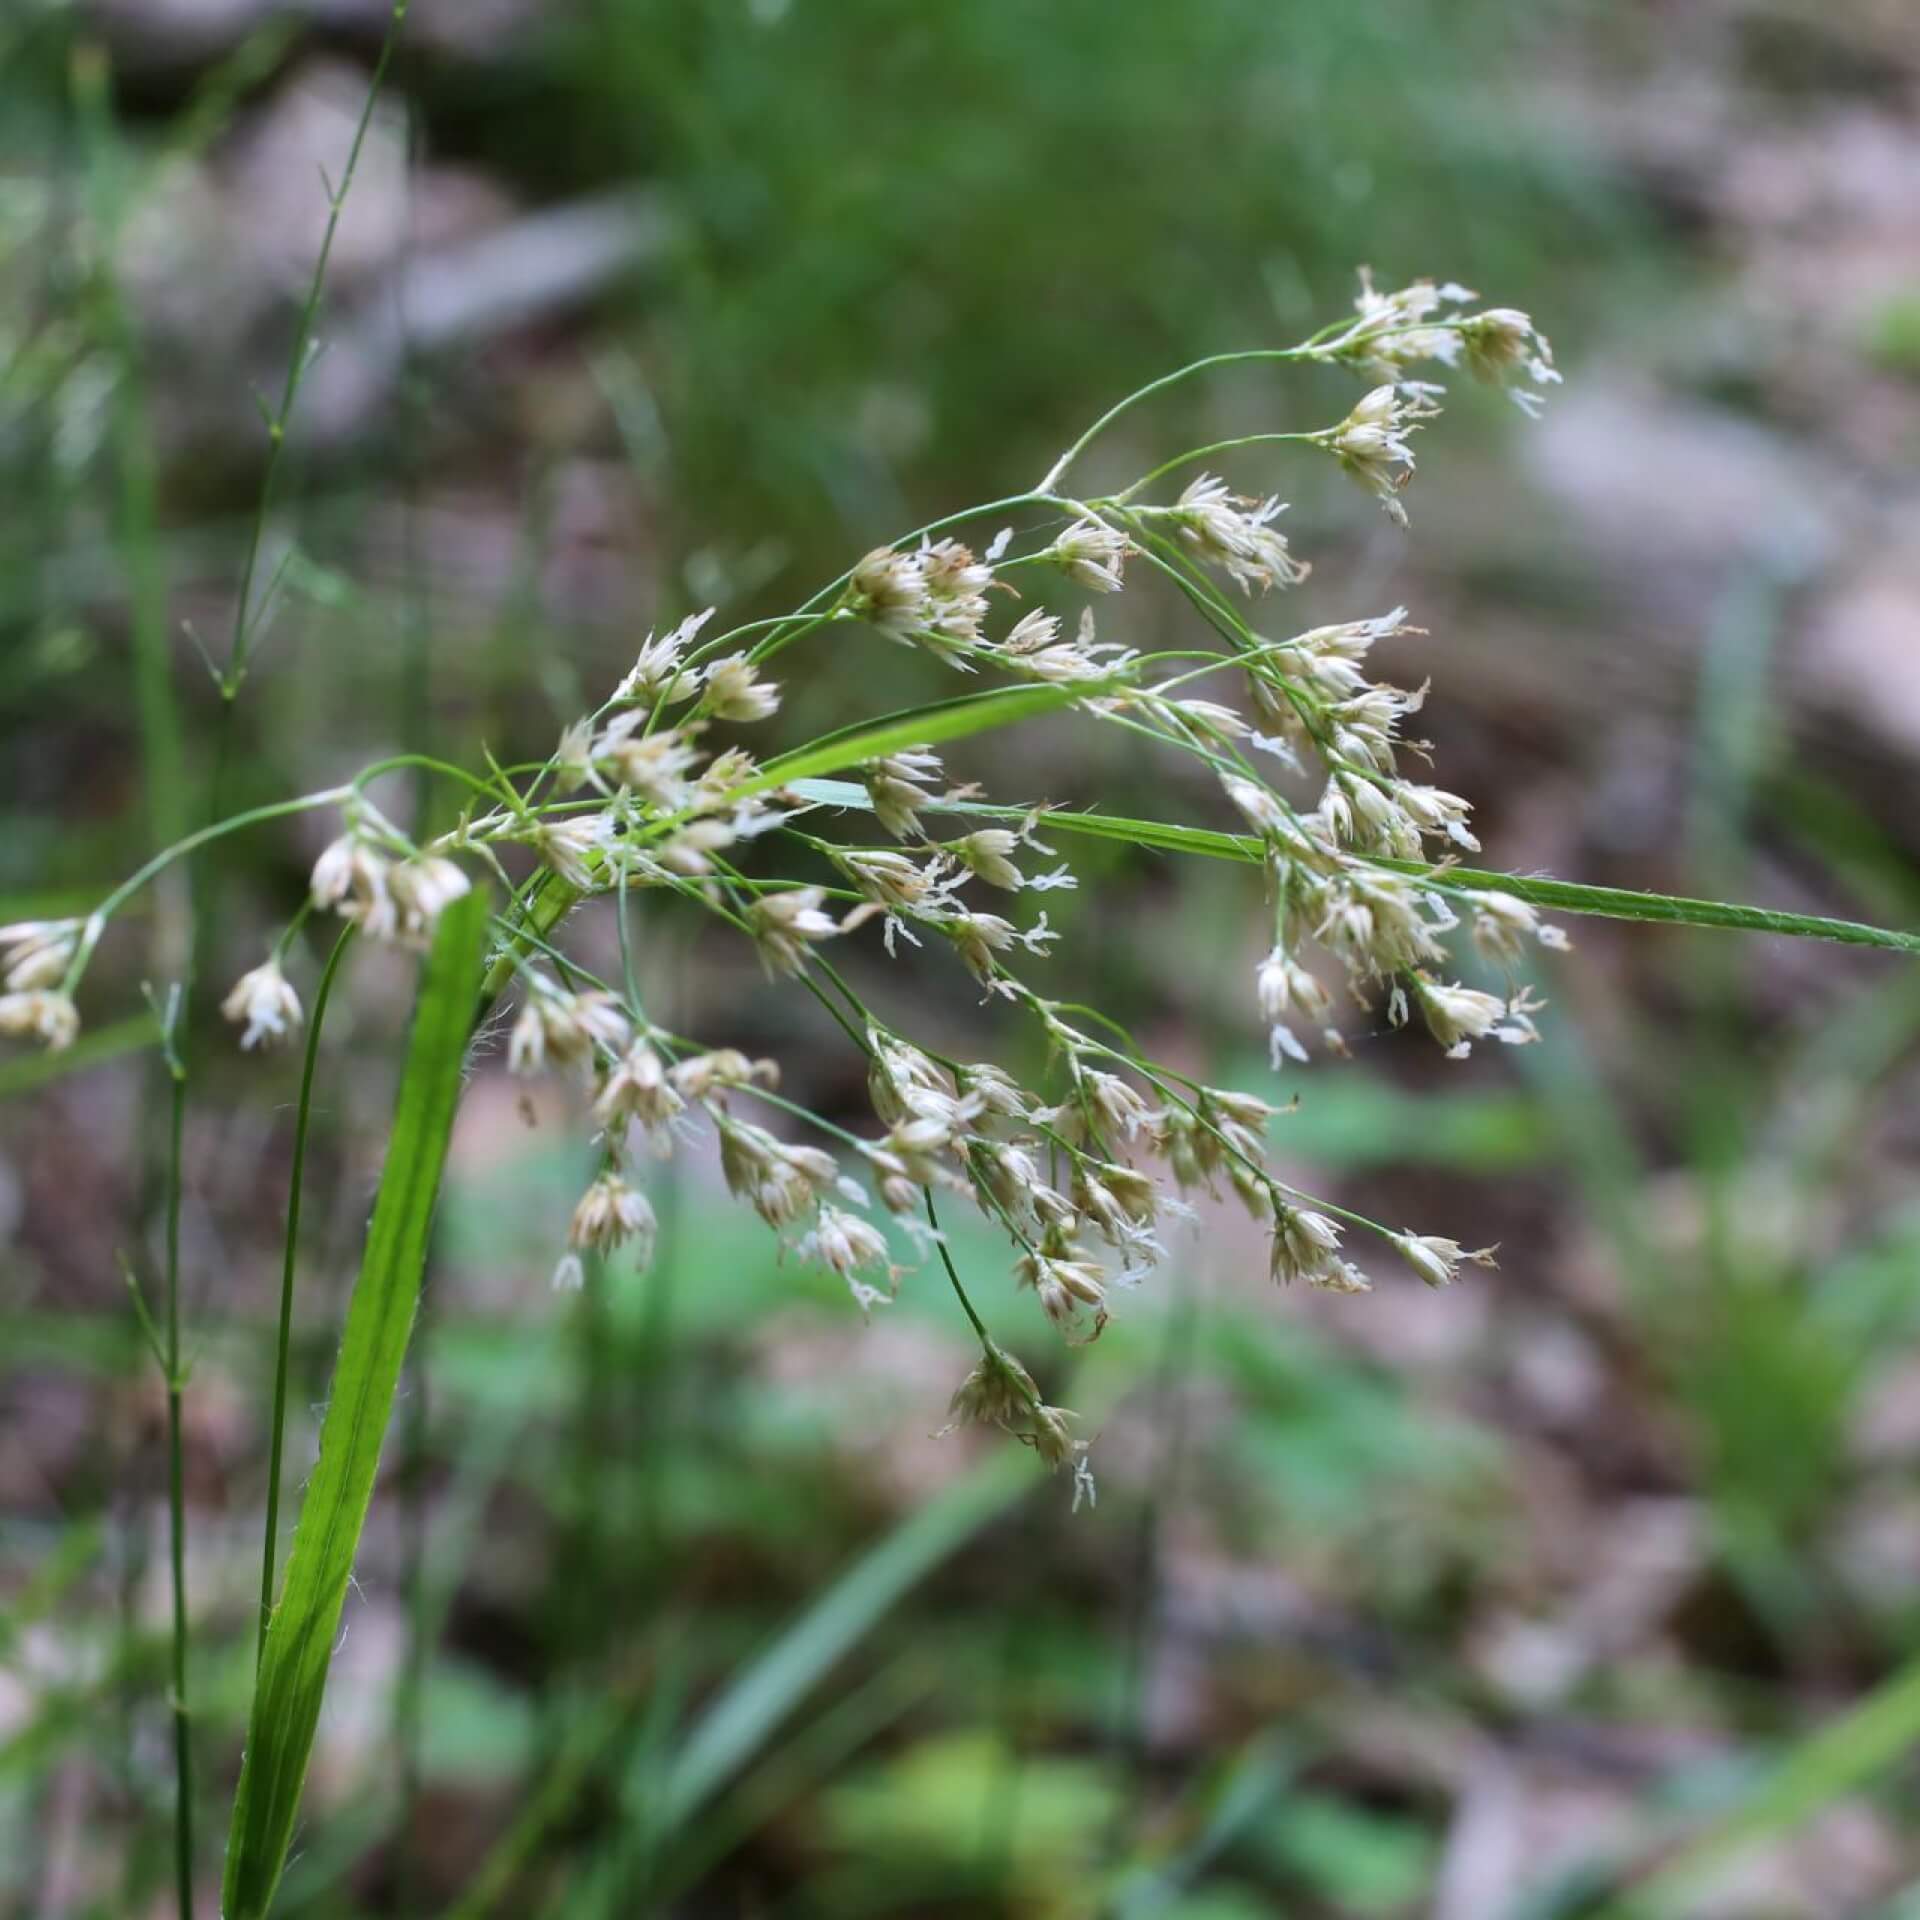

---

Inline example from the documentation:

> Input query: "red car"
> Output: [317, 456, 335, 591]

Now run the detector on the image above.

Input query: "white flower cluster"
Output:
[28, 273, 1590, 1484]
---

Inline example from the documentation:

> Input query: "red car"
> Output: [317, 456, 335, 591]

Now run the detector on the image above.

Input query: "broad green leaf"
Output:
[222, 887, 488, 1919]
[784, 781, 1920, 959]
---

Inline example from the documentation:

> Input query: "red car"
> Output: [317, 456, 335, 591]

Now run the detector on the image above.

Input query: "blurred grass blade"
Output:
[0, 1013, 161, 1099]
[1628, 1654, 1920, 1918]
[790, 783, 1920, 959]
[652, 1445, 1035, 1833]
[222, 888, 487, 1920]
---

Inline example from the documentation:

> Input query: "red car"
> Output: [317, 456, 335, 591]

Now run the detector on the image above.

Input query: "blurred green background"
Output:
[6, 0, 1920, 1914]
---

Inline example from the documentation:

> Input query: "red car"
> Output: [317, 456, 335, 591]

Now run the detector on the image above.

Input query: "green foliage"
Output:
[221, 889, 488, 1920]
[531, 0, 1625, 550]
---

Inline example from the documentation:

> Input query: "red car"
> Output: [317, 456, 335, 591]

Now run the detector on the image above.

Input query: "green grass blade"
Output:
[0, 1013, 161, 1099]
[221, 889, 488, 1919]
[652, 1446, 1035, 1834]
[1597, 1653, 1920, 1918]
[751, 682, 1107, 794]
[786, 781, 1920, 959]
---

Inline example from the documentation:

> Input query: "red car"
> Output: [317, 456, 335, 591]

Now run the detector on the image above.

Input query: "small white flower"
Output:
[796, 1204, 893, 1290]
[1458, 307, 1561, 412]
[944, 910, 1056, 990]
[615, 608, 713, 705]
[388, 857, 471, 944]
[509, 980, 631, 1076]
[1387, 1230, 1498, 1289]
[703, 653, 781, 723]
[1223, 776, 1289, 839]
[1168, 697, 1249, 743]
[554, 718, 595, 794]
[1016, 1233, 1110, 1341]
[862, 748, 944, 839]
[532, 817, 605, 890]
[0, 920, 79, 992]
[569, 1172, 658, 1262]
[311, 833, 395, 936]
[1318, 384, 1435, 525]
[747, 886, 850, 977]
[1407, 974, 1515, 1059]
[1269, 1204, 1343, 1284]
[594, 1039, 686, 1136]
[221, 958, 304, 1051]
[945, 1344, 1080, 1469]
[551, 1251, 586, 1292]
[0, 989, 79, 1051]
[850, 546, 931, 637]
[953, 829, 1026, 891]
[593, 717, 705, 810]
[670, 1048, 779, 1099]
[1311, 1260, 1374, 1295]
[1084, 1070, 1152, 1142]
[1470, 890, 1571, 969]
[1169, 474, 1308, 595]
[719, 1119, 841, 1227]
[1048, 517, 1130, 594]
[919, 538, 995, 649]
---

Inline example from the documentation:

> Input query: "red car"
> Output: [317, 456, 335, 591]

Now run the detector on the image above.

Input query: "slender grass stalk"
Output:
[158, 994, 194, 1920]
[258, 926, 354, 1664]
[221, 0, 411, 695]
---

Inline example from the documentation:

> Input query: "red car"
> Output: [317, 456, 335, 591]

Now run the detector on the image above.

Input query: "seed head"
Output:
[615, 608, 713, 706]
[747, 886, 847, 977]
[1047, 517, 1130, 594]
[703, 653, 781, 724]
[954, 829, 1026, 891]
[1387, 1229, 1497, 1289]
[0, 920, 79, 993]
[221, 958, 304, 1051]
[1170, 474, 1308, 595]
[532, 817, 605, 890]
[861, 748, 944, 839]
[796, 1205, 893, 1294]
[1319, 384, 1435, 525]
[1270, 1204, 1343, 1284]
[569, 1172, 658, 1263]
[1017, 1228, 1110, 1341]
[1470, 891, 1571, 969]
[850, 546, 930, 637]
[594, 1038, 686, 1137]
[945, 1344, 1081, 1469]
[0, 989, 79, 1051]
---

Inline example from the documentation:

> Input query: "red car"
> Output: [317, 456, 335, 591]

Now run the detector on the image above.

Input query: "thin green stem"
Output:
[258, 925, 354, 1665]
[1038, 348, 1315, 492]
[223, 0, 411, 692]
[63, 789, 352, 989]
[926, 1193, 992, 1348]
[1112, 431, 1317, 502]
[161, 1005, 194, 1920]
